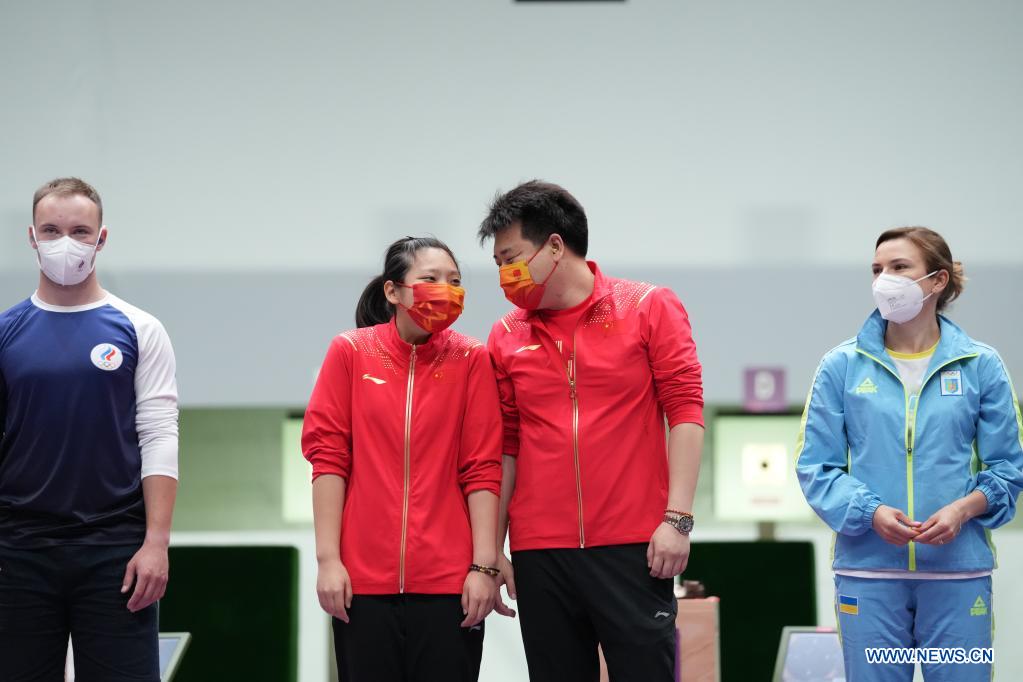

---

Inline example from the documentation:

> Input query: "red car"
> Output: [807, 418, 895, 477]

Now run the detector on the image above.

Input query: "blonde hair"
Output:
[876, 226, 965, 312]
[33, 177, 103, 224]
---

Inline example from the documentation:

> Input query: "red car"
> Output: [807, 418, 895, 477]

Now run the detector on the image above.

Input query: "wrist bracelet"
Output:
[665, 509, 691, 517]
[469, 563, 500, 577]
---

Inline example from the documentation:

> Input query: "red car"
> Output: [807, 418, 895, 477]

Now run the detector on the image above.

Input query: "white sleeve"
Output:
[136, 318, 179, 479]
[114, 297, 180, 479]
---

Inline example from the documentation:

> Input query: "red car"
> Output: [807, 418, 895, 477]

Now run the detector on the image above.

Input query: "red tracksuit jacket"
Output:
[302, 321, 502, 594]
[488, 263, 703, 552]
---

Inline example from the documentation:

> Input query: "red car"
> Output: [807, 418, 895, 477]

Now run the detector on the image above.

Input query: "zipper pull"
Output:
[569, 378, 576, 400]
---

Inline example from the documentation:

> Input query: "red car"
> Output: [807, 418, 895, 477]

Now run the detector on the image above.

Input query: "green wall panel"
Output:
[161, 546, 299, 682]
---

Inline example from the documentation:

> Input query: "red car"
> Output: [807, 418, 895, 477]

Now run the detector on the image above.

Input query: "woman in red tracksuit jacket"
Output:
[302, 236, 503, 682]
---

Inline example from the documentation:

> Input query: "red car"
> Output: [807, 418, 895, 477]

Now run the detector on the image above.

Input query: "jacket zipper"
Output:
[906, 353, 978, 569]
[544, 304, 601, 549]
[399, 345, 417, 593]
[855, 349, 977, 571]
[568, 331, 584, 548]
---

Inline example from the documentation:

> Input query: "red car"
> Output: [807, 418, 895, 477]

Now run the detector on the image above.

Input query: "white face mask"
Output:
[32, 226, 103, 286]
[872, 270, 937, 324]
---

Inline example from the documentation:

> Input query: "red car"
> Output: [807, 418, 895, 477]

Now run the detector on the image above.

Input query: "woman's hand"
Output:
[461, 570, 497, 628]
[872, 505, 921, 545]
[915, 491, 988, 545]
[317, 558, 353, 622]
[914, 504, 965, 545]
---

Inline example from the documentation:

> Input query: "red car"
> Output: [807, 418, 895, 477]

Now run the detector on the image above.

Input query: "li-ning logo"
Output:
[362, 374, 387, 385]
[90, 343, 123, 371]
[515, 345, 541, 353]
[855, 378, 878, 395]
[654, 611, 671, 619]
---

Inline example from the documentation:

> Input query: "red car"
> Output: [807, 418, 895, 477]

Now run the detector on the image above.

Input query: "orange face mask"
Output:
[499, 244, 559, 310]
[396, 282, 465, 333]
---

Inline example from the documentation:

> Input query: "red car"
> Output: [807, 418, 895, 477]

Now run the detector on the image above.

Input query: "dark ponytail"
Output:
[355, 236, 460, 328]
[355, 274, 391, 328]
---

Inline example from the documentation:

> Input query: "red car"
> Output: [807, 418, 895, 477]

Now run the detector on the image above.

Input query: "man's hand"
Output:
[493, 553, 517, 618]
[122, 540, 169, 613]
[317, 558, 353, 623]
[872, 505, 921, 546]
[646, 523, 690, 578]
[461, 571, 497, 628]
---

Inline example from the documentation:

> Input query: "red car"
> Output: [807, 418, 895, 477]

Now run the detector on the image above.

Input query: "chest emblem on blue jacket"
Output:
[940, 370, 963, 396]
[89, 343, 123, 372]
[855, 377, 878, 395]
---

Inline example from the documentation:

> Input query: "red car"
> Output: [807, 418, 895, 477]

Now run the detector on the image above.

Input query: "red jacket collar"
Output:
[378, 317, 445, 364]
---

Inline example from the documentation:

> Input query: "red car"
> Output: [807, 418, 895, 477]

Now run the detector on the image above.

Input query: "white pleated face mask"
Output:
[32, 226, 104, 286]
[871, 271, 937, 324]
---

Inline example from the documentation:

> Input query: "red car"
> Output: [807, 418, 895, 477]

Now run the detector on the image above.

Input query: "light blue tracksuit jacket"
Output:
[796, 311, 1023, 573]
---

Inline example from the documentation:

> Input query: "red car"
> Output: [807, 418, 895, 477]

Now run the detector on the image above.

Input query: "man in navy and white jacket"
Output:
[0, 177, 179, 681]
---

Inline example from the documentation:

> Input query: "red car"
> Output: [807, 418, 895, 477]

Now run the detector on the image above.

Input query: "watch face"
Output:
[678, 516, 694, 533]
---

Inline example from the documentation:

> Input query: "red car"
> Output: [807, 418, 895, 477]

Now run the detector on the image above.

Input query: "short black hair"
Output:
[478, 180, 588, 257]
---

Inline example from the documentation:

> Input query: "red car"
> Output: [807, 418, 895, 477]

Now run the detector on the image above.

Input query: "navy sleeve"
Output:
[0, 366, 6, 439]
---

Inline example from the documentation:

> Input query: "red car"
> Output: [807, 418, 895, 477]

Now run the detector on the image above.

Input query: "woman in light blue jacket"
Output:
[796, 227, 1023, 682]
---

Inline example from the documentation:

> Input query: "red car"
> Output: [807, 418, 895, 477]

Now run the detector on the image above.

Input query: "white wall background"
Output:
[2, 1, 1022, 680]
[1, 0, 1022, 274]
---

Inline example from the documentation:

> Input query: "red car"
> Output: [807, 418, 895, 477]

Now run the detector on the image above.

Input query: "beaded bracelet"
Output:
[469, 564, 500, 577]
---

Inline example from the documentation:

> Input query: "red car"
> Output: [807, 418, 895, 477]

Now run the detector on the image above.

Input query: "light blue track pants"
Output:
[834, 574, 993, 682]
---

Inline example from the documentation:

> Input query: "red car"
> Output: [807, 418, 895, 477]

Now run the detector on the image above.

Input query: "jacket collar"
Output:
[378, 317, 445, 365]
[856, 309, 977, 374]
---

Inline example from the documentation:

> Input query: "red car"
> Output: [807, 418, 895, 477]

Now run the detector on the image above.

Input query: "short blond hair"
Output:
[33, 177, 103, 224]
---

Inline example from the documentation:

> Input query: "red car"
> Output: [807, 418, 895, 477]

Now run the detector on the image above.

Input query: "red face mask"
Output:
[499, 243, 559, 310]
[395, 282, 465, 333]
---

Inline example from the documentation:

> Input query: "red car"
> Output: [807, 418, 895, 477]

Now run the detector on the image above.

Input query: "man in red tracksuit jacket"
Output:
[481, 180, 705, 682]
